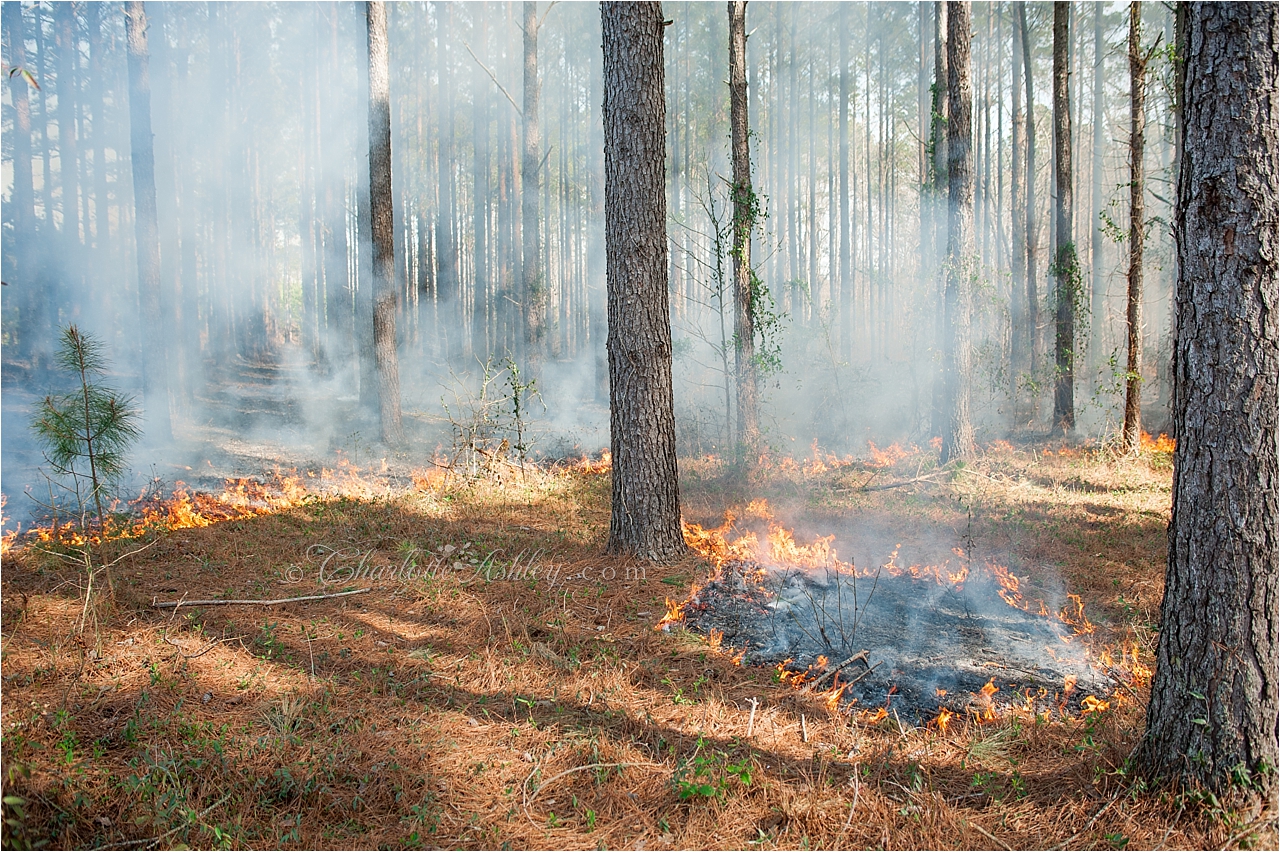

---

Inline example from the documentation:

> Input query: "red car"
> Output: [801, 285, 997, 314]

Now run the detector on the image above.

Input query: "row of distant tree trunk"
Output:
[3, 2, 1177, 448]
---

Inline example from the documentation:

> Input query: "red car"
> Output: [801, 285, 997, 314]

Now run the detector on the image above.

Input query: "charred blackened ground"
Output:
[674, 554, 1114, 725]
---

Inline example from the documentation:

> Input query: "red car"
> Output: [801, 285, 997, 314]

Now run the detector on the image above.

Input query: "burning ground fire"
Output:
[662, 499, 1152, 727]
[0, 450, 617, 555]
[1, 458, 430, 553]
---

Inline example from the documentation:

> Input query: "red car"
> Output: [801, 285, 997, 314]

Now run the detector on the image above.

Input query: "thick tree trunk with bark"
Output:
[729, 0, 758, 450]
[125, 1, 171, 442]
[522, 2, 544, 375]
[366, 1, 404, 445]
[1140, 1, 1278, 799]
[1122, 2, 1147, 453]
[940, 0, 973, 463]
[601, 1, 685, 563]
[1051, 3, 1076, 434]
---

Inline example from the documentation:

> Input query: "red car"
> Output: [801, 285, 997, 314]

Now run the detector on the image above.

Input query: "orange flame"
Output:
[932, 707, 955, 734]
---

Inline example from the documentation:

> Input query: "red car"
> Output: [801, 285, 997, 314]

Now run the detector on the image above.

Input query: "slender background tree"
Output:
[367, 0, 405, 445]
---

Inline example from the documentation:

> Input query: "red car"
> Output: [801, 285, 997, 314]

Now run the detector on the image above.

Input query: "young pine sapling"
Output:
[32, 325, 141, 597]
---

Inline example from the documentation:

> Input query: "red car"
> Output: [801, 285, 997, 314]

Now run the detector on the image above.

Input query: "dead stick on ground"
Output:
[152, 588, 372, 609]
[806, 650, 868, 691]
[1051, 791, 1121, 850]
[100, 793, 232, 849]
[800, 713, 808, 743]
[521, 761, 664, 826]
[969, 821, 1013, 851]
[837, 661, 882, 691]
[858, 472, 947, 492]
[746, 697, 759, 738]
[161, 632, 245, 659]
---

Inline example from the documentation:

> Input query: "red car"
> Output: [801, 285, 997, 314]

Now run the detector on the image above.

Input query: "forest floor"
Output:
[2, 438, 1276, 850]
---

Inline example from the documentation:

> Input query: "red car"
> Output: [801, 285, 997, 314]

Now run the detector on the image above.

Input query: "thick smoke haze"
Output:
[2, 2, 1177, 526]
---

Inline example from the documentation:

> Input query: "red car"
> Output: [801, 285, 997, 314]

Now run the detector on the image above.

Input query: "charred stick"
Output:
[839, 661, 881, 689]
[805, 650, 868, 691]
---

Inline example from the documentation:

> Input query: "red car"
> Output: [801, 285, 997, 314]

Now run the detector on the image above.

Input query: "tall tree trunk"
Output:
[366, 1, 404, 445]
[838, 3, 852, 363]
[729, 0, 758, 450]
[125, 1, 171, 443]
[34, 3, 54, 231]
[148, 4, 185, 415]
[940, 0, 974, 463]
[930, 0, 948, 438]
[522, 1, 544, 374]
[3, 2, 34, 249]
[55, 2, 79, 251]
[473, 7, 491, 358]
[1122, 2, 1147, 453]
[1140, 0, 1278, 799]
[1018, 5, 1040, 413]
[600, 0, 685, 563]
[1052, 2, 1076, 433]
[588, 23, 607, 401]
[85, 2, 108, 248]
[1010, 6, 1026, 423]
[1090, 3, 1106, 377]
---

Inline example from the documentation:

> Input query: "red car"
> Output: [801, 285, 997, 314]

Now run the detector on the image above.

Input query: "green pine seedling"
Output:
[32, 325, 141, 597]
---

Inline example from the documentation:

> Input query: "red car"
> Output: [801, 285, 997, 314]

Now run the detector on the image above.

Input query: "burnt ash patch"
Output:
[681, 559, 1111, 724]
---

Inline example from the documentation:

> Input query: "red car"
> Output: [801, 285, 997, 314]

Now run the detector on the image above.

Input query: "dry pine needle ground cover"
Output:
[1, 441, 1276, 850]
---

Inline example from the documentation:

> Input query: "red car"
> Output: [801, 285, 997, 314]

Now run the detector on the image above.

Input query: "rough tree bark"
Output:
[1122, 2, 1147, 453]
[522, 1, 544, 375]
[600, 1, 685, 563]
[939, 0, 973, 463]
[1051, 2, 1076, 434]
[366, 0, 404, 445]
[1140, 1, 1278, 799]
[729, 0, 758, 451]
[125, 1, 172, 442]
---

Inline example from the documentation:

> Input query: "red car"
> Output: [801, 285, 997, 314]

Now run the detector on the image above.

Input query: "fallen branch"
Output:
[805, 650, 868, 691]
[161, 632, 246, 659]
[969, 821, 1013, 851]
[839, 661, 882, 691]
[152, 588, 371, 609]
[521, 760, 665, 826]
[100, 793, 232, 849]
[856, 471, 947, 492]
